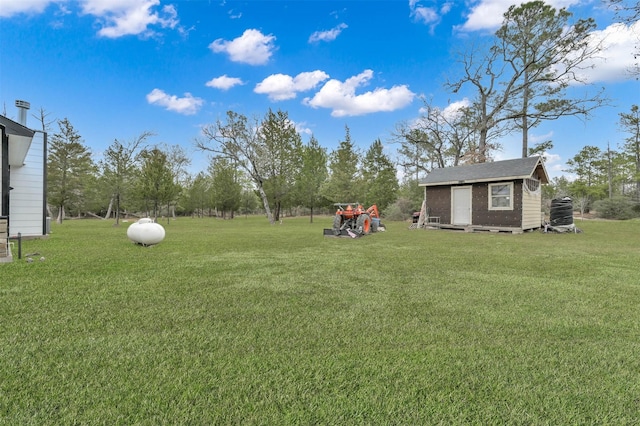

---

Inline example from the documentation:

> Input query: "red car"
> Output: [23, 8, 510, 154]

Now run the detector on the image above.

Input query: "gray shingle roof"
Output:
[0, 115, 35, 138]
[419, 156, 548, 186]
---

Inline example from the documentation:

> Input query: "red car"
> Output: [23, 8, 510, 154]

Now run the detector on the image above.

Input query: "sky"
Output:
[1, 0, 639, 180]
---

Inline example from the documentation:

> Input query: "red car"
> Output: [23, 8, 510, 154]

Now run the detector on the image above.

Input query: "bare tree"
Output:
[447, 43, 519, 161]
[196, 111, 274, 224]
[32, 107, 55, 132]
[394, 97, 502, 170]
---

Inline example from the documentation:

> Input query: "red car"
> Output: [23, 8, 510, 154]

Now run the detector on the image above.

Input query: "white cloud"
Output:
[146, 88, 204, 115]
[409, 0, 452, 29]
[459, 0, 581, 32]
[568, 21, 640, 83]
[442, 98, 471, 120]
[309, 23, 348, 43]
[209, 29, 276, 65]
[0, 0, 59, 17]
[205, 75, 244, 90]
[292, 120, 313, 136]
[255, 71, 330, 101]
[79, 0, 179, 38]
[303, 70, 415, 117]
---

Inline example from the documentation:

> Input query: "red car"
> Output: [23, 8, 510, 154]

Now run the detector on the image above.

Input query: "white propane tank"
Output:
[127, 218, 165, 246]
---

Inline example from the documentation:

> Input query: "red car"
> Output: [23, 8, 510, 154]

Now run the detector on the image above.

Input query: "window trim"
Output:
[488, 182, 514, 211]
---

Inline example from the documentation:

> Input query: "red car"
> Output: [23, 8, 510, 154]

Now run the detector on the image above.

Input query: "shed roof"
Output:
[419, 156, 549, 186]
[0, 115, 35, 138]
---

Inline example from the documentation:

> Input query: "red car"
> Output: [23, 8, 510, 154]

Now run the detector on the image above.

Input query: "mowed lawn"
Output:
[1, 216, 639, 424]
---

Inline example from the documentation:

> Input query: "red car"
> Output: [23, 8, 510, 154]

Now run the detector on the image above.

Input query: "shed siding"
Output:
[522, 181, 543, 230]
[9, 131, 45, 237]
[472, 182, 522, 227]
[426, 186, 451, 223]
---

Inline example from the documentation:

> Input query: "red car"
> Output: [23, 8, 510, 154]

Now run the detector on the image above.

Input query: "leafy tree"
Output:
[495, 1, 605, 158]
[259, 109, 303, 221]
[184, 172, 211, 217]
[47, 118, 95, 223]
[197, 111, 274, 224]
[618, 105, 640, 199]
[566, 145, 608, 212]
[136, 147, 178, 220]
[322, 126, 362, 203]
[295, 135, 328, 223]
[394, 128, 433, 182]
[448, 1, 605, 160]
[361, 139, 399, 210]
[239, 187, 260, 216]
[100, 132, 151, 225]
[397, 178, 424, 213]
[165, 144, 191, 218]
[208, 157, 241, 219]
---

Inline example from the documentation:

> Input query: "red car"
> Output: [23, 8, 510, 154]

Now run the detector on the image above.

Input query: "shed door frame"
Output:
[451, 185, 472, 225]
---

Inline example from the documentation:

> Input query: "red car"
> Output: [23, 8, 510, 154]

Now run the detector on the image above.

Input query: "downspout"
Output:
[41, 131, 48, 235]
[1, 125, 9, 217]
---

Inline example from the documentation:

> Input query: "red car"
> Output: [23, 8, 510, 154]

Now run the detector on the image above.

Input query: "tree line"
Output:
[46, 110, 402, 225]
[44, 1, 640, 223]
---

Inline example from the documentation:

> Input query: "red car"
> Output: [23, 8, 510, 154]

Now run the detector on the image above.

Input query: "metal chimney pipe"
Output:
[15, 100, 30, 126]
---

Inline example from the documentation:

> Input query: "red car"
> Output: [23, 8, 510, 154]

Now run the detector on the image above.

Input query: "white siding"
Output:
[522, 181, 542, 230]
[9, 131, 45, 237]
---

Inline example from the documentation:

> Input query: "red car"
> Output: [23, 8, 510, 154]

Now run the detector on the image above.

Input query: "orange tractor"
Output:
[329, 203, 381, 237]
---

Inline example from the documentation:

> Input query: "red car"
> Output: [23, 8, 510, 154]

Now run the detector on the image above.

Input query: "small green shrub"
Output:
[593, 196, 637, 220]
[382, 197, 414, 221]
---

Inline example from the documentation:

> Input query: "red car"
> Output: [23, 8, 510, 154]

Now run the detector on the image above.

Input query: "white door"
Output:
[452, 186, 472, 225]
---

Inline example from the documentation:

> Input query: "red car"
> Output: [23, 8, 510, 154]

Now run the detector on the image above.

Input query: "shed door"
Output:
[452, 186, 472, 225]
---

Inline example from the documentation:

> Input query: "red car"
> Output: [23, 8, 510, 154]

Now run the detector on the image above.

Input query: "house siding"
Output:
[9, 131, 45, 237]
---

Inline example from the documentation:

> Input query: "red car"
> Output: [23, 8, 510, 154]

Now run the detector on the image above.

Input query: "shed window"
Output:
[489, 183, 513, 210]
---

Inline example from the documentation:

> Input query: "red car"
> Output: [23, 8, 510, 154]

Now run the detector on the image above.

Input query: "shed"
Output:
[1, 101, 48, 262]
[419, 156, 549, 233]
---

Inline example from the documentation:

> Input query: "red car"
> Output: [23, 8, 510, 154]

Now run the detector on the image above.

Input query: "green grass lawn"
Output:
[1, 216, 639, 424]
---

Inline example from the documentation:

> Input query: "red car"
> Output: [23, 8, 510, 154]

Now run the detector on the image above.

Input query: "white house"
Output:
[0, 100, 48, 261]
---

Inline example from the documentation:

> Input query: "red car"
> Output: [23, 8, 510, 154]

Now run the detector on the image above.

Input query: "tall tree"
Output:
[259, 109, 303, 221]
[295, 135, 328, 223]
[495, 1, 606, 157]
[197, 111, 274, 224]
[322, 126, 362, 203]
[395, 127, 432, 182]
[208, 157, 242, 219]
[164, 144, 191, 218]
[448, 1, 605, 160]
[618, 104, 640, 199]
[361, 139, 399, 210]
[184, 172, 211, 218]
[565, 145, 608, 210]
[47, 118, 95, 223]
[100, 132, 151, 225]
[32, 107, 55, 133]
[447, 42, 515, 161]
[137, 147, 177, 220]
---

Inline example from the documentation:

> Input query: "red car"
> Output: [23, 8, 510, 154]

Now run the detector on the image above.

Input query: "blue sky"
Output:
[1, 0, 638, 180]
